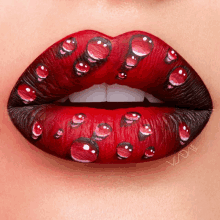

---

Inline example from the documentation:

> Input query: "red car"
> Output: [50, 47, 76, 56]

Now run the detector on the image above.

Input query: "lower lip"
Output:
[8, 103, 211, 164]
[7, 30, 212, 164]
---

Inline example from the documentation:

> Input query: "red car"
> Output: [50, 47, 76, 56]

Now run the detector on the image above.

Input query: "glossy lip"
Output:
[7, 30, 213, 164]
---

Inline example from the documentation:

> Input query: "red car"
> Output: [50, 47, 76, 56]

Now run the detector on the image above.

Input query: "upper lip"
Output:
[7, 30, 213, 164]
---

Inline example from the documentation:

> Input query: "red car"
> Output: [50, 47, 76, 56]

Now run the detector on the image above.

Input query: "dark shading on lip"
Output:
[7, 30, 212, 164]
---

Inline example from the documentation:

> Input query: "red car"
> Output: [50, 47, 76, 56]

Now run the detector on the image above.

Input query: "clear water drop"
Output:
[125, 112, 141, 123]
[36, 65, 49, 81]
[93, 123, 112, 141]
[54, 129, 63, 139]
[32, 121, 42, 140]
[125, 55, 138, 69]
[17, 84, 36, 104]
[62, 38, 76, 52]
[139, 124, 153, 141]
[169, 67, 188, 86]
[139, 124, 152, 135]
[165, 48, 178, 63]
[143, 146, 155, 159]
[70, 137, 99, 163]
[75, 61, 90, 76]
[71, 113, 86, 127]
[87, 37, 111, 61]
[121, 112, 141, 127]
[116, 72, 127, 80]
[116, 142, 133, 159]
[179, 122, 190, 142]
[131, 35, 153, 57]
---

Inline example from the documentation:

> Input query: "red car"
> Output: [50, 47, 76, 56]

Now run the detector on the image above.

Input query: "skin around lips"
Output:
[7, 30, 212, 164]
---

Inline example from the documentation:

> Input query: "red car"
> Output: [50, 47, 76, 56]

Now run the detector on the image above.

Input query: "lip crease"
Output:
[7, 30, 212, 164]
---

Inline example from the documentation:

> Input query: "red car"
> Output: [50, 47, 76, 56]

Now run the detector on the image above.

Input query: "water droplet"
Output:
[131, 35, 153, 57]
[17, 84, 36, 104]
[58, 37, 77, 57]
[125, 112, 141, 122]
[179, 122, 190, 142]
[121, 112, 141, 127]
[74, 61, 90, 76]
[70, 137, 99, 163]
[139, 124, 153, 141]
[169, 67, 188, 87]
[54, 129, 63, 139]
[36, 65, 49, 81]
[116, 72, 127, 80]
[143, 146, 155, 159]
[165, 48, 178, 63]
[125, 55, 138, 69]
[86, 37, 111, 62]
[116, 142, 133, 159]
[71, 113, 86, 128]
[62, 38, 76, 52]
[32, 121, 42, 140]
[92, 123, 112, 141]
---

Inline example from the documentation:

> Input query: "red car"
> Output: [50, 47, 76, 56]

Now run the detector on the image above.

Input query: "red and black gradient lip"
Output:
[7, 30, 213, 164]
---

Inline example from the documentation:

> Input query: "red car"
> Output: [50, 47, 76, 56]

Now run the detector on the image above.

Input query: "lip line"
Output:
[7, 30, 213, 164]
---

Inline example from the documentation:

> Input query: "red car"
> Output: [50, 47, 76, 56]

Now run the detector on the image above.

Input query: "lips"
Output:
[7, 30, 212, 164]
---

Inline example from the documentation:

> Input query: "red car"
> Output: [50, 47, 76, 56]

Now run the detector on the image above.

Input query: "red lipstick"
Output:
[7, 30, 212, 164]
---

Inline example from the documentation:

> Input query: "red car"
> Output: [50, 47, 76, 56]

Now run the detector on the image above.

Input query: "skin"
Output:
[0, 0, 220, 219]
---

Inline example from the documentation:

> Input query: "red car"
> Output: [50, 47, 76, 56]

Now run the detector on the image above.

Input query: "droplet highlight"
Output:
[117, 142, 133, 159]
[17, 84, 36, 104]
[70, 137, 99, 163]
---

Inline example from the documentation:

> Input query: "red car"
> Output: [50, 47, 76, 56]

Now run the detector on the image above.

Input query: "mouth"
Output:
[7, 30, 213, 164]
